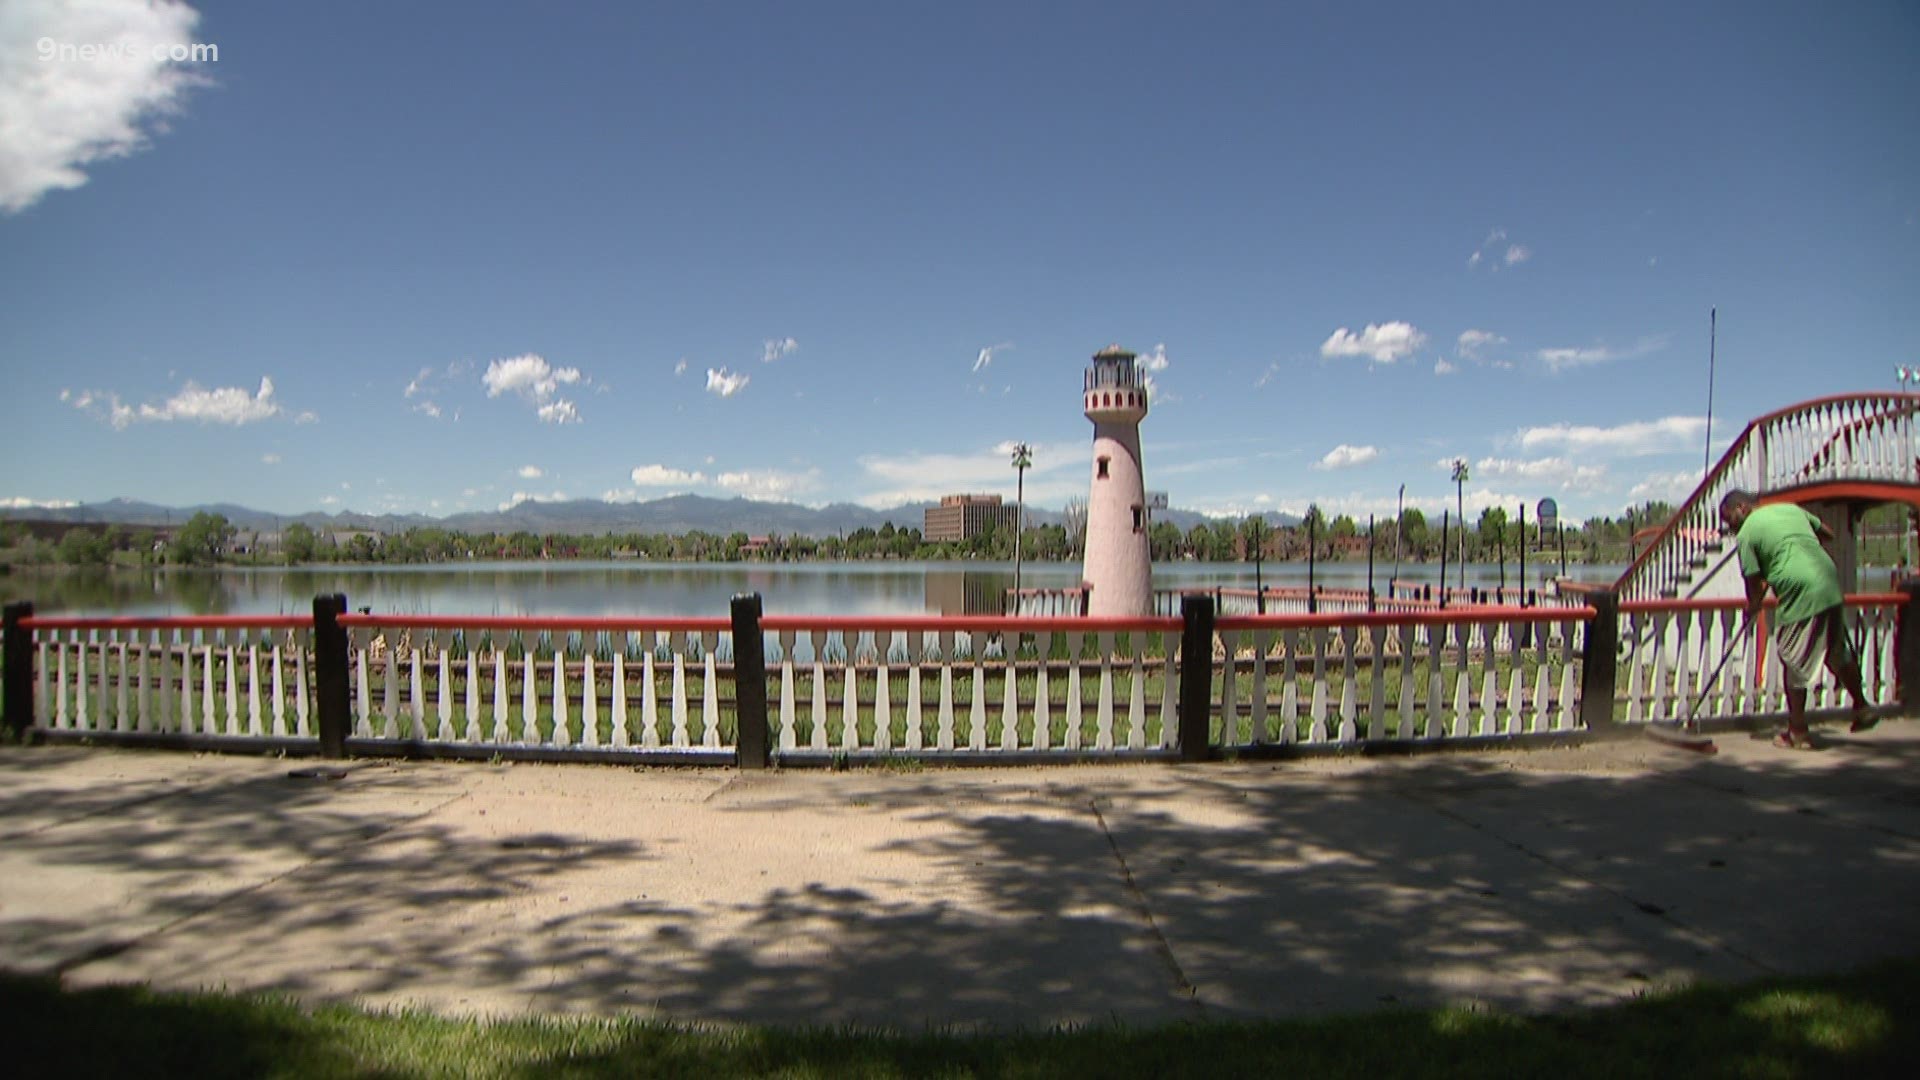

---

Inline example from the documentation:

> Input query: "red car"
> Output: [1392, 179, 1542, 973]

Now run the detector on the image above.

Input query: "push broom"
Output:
[1643, 618, 1750, 755]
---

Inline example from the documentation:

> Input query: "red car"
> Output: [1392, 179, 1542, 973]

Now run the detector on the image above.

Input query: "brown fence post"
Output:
[732, 593, 769, 769]
[1578, 590, 1619, 731]
[3, 601, 33, 740]
[1178, 594, 1215, 762]
[312, 594, 351, 758]
[1897, 581, 1920, 716]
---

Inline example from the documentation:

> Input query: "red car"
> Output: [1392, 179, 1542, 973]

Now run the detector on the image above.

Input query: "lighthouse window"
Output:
[1132, 505, 1144, 532]
[1097, 456, 1110, 479]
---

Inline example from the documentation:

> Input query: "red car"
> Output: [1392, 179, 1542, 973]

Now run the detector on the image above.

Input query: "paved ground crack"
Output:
[1088, 795, 1206, 1017]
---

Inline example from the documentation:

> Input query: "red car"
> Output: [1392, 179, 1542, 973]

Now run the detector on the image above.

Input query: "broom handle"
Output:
[1684, 616, 1752, 726]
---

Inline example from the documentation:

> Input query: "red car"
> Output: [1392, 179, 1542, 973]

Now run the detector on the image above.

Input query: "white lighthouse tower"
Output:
[1081, 344, 1153, 616]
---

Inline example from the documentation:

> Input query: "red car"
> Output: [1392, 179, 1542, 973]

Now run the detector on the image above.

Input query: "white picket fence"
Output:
[1212, 610, 1590, 747]
[25, 618, 313, 737]
[760, 616, 1185, 754]
[12, 595, 1908, 760]
[337, 616, 737, 752]
[1617, 597, 1899, 724]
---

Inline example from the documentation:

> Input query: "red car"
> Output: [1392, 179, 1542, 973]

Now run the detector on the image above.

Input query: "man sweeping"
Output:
[1718, 490, 1873, 748]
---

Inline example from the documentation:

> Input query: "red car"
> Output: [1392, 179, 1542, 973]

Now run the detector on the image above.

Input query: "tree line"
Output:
[4, 499, 1824, 570]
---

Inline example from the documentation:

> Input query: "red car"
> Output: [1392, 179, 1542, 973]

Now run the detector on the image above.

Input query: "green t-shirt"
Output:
[1736, 504, 1843, 624]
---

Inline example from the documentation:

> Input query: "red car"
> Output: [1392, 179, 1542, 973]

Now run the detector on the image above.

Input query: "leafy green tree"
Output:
[1149, 521, 1184, 561]
[283, 522, 317, 564]
[169, 512, 234, 565]
[57, 528, 112, 566]
[1398, 507, 1428, 558]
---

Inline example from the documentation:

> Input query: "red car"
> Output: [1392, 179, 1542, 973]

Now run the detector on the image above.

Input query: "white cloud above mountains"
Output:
[1314, 444, 1378, 470]
[1320, 322, 1426, 364]
[62, 376, 301, 429]
[482, 354, 583, 424]
[0, 0, 209, 214]
[761, 337, 799, 363]
[630, 464, 707, 486]
[856, 440, 1087, 508]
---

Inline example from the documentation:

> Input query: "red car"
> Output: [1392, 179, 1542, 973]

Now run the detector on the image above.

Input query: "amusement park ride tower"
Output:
[1081, 344, 1153, 616]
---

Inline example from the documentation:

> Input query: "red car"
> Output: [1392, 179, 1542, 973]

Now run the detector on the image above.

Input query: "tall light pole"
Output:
[1451, 459, 1469, 593]
[1011, 442, 1032, 599]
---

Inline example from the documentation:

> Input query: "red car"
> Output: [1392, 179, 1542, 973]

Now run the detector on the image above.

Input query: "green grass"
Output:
[4, 959, 1917, 1077]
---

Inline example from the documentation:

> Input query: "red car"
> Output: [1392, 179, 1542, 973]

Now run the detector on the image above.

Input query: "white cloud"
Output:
[261, 453, 280, 465]
[482, 353, 583, 423]
[673, 359, 688, 376]
[498, 490, 570, 511]
[412, 400, 442, 419]
[516, 465, 543, 479]
[1456, 328, 1506, 360]
[1514, 415, 1706, 456]
[705, 367, 749, 397]
[1471, 455, 1609, 492]
[972, 342, 1013, 372]
[1138, 343, 1170, 372]
[0, 0, 210, 214]
[536, 400, 578, 424]
[856, 441, 1087, 507]
[1434, 357, 1457, 376]
[1314, 444, 1379, 470]
[1, 496, 78, 509]
[715, 467, 821, 501]
[761, 337, 799, 364]
[1628, 469, 1706, 505]
[318, 495, 340, 506]
[403, 368, 431, 397]
[630, 464, 707, 486]
[1320, 322, 1427, 364]
[1537, 336, 1666, 373]
[1467, 228, 1531, 272]
[66, 376, 288, 429]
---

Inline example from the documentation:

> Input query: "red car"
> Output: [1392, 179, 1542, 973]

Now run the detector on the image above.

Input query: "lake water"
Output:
[7, 559, 1624, 618]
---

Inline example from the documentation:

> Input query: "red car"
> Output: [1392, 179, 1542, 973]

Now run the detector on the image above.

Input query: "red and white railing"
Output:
[1211, 606, 1595, 748]
[20, 615, 313, 739]
[334, 614, 736, 754]
[1617, 594, 1900, 724]
[758, 615, 1185, 754]
[1618, 393, 1920, 602]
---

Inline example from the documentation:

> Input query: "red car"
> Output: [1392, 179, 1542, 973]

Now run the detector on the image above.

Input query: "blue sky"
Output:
[2, 1, 1916, 526]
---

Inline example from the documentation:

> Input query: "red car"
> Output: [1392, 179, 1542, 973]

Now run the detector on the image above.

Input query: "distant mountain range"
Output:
[2, 494, 1246, 538]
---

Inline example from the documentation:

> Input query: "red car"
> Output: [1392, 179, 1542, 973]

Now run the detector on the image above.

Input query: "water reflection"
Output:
[3, 560, 1619, 618]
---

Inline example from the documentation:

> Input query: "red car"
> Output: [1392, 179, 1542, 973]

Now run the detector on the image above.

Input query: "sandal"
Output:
[1850, 709, 1880, 734]
[1772, 731, 1816, 750]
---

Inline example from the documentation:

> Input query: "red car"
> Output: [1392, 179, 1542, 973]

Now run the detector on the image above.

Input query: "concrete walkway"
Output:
[4, 723, 1920, 1029]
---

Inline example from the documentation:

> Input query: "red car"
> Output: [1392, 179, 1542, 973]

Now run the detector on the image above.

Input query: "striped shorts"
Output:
[1773, 607, 1855, 690]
